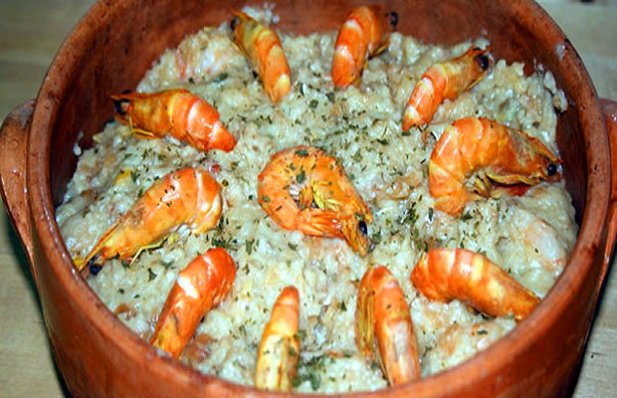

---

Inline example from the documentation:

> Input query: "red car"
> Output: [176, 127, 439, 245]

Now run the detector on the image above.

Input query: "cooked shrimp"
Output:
[255, 286, 300, 391]
[403, 47, 492, 130]
[174, 29, 242, 82]
[496, 205, 570, 295]
[232, 11, 291, 103]
[429, 117, 560, 216]
[411, 248, 541, 321]
[112, 88, 236, 152]
[332, 5, 395, 88]
[356, 266, 420, 385]
[74, 168, 222, 272]
[257, 145, 372, 256]
[150, 247, 236, 357]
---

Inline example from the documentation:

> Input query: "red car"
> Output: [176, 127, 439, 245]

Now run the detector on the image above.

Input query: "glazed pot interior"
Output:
[34, 0, 607, 395]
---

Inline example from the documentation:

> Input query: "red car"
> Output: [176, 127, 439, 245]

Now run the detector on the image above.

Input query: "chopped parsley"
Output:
[147, 268, 157, 281]
[296, 170, 306, 184]
[213, 72, 229, 83]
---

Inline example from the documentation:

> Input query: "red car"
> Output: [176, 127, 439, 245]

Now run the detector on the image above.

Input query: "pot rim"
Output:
[25, 0, 611, 396]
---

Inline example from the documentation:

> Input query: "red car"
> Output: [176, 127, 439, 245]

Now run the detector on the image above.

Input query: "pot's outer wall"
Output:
[26, 0, 610, 397]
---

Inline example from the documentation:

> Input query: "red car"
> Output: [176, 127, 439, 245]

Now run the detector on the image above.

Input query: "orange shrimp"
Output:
[112, 88, 236, 152]
[150, 247, 236, 357]
[255, 286, 300, 391]
[429, 117, 560, 216]
[257, 145, 372, 256]
[356, 266, 420, 385]
[232, 11, 291, 103]
[332, 5, 396, 88]
[74, 167, 223, 272]
[402, 47, 492, 130]
[411, 248, 541, 321]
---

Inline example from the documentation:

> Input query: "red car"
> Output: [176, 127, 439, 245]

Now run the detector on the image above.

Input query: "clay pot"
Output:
[1, 0, 616, 397]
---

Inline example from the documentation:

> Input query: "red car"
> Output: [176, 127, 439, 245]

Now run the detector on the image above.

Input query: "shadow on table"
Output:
[3, 215, 72, 397]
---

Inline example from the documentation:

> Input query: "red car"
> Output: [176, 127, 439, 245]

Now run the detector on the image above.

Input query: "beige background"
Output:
[0, 0, 616, 396]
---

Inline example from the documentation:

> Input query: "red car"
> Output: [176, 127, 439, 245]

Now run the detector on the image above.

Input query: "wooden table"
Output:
[1, 1, 615, 396]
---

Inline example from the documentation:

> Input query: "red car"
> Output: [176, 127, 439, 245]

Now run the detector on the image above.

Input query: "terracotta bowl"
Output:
[1, 0, 616, 396]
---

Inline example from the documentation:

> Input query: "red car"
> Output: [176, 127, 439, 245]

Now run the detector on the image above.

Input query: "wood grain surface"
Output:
[0, 1, 615, 397]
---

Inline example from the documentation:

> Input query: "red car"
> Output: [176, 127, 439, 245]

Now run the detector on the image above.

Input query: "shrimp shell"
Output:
[331, 5, 394, 88]
[232, 11, 291, 103]
[356, 266, 420, 385]
[429, 117, 560, 216]
[112, 89, 236, 152]
[255, 286, 300, 391]
[411, 248, 541, 321]
[150, 247, 236, 357]
[257, 145, 372, 256]
[403, 46, 492, 130]
[74, 167, 222, 271]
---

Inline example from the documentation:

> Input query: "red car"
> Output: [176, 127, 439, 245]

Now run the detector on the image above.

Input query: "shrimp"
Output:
[173, 29, 243, 83]
[257, 145, 372, 256]
[356, 266, 420, 385]
[73, 168, 223, 272]
[150, 247, 236, 357]
[332, 5, 396, 88]
[429, 117, 560, 216]
[411, 248, 541, 321]
[402, 46, 492, 130]
[255, 286, 300, 391]
[231, 11, 291, 103]
[112, 88, 236, 152]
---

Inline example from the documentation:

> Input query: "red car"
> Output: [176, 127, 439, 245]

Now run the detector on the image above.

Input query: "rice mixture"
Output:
[56, 6, 576, 394]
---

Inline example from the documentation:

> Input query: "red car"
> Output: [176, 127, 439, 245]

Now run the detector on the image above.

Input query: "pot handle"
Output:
[0, 101, 35, 278]
[602, 98, 617, 279]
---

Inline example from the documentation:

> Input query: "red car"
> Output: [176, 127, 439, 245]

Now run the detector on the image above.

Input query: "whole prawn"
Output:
[150, 247, 236, 357]
[112, 88, 236, 152]
[232, 11, 291, 103]
[429, 117, 560, 216]
[74, 167, 223, 272]
[257, 145, 373, 256]
[332, 5, 396, 88]
[255, 286, 300, 391]
[411, 248, 540, 321]
[403, 47, 492, 130]
[356, 266, 420, 385]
